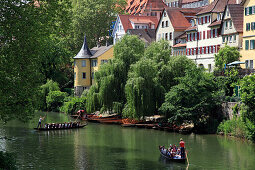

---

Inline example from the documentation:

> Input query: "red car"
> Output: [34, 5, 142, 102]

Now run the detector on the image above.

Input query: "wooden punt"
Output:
[159, 146, 186, 163]
[34, 124, 87, 131]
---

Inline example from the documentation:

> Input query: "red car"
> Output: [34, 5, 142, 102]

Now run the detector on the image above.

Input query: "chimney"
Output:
[236, 0, 240, 4]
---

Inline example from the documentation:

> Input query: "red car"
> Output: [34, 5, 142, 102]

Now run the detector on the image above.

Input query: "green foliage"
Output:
[86, 35, 145, 114]
[0, 0, 73, 122]
[0, 151, 17, 170]
[71, 0, 126, 49]
[38, 80, 60, 111]
[60, 96, 86, 115]
[217, 116, 248, 138]
[124, 58, 163, 119]
[240, 74, 255, 122]
[160, 67, 221, 130]
[214, 45, 241, 72]
[46, 91, 68, 112]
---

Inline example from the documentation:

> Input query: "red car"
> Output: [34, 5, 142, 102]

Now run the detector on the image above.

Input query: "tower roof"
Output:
[74, 35, 92, 59]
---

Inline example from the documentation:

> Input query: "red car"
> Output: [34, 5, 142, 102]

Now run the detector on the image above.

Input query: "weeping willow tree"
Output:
[124, 58, 164, 119]
[86, 35, 145, 114]
[123, 40, 171, 119]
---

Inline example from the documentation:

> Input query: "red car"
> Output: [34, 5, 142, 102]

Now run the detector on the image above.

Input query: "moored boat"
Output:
[34, 124, 87, 131]
[159, 146, 186, 163]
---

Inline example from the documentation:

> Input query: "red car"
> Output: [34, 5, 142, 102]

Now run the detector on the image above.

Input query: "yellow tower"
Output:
[73, 35, 114, 96]
[73, 35, 92, 96]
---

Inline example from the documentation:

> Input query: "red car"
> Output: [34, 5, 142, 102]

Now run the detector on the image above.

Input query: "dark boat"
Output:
[159, 146, 186, 163]
[34, 124, 87, 131]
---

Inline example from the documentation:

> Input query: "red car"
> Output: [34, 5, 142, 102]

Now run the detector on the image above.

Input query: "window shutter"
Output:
[205, 16, 207, 23]
[245, 8, 247, 16]
[196, 47, 198, 54]
[245, 40, 249, 50]
[211, 46, 213, 53]
[249, 7, 252, 15]
[208, 16, 210, 23]
[203, 31, 205, 39]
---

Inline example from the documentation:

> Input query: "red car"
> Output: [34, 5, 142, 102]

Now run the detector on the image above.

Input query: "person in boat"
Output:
[37, 116, 45, 129]
[44, 123, 48, 129]
[179, 138, 185, 159]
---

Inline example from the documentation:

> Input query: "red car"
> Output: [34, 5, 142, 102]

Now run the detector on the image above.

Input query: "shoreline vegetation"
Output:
[37, 36, 255, 142]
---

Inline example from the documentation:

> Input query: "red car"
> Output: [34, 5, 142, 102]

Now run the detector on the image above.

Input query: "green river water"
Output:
[0, 112, 255, 170]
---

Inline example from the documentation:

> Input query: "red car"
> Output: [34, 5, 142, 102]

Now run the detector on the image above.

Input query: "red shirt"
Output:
[180, 141, 185, 148]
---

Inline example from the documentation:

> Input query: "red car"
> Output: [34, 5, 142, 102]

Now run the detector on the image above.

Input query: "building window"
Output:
[166, 21, 169, 27]
[91, 60, 97, 67]
[82, 60, 86, 67]
[164, 11, 166, 17]
[245, 60, 254, 69]
[251, 40, 255, 50]
[229, 36, 232, 43]
[170, 32, 172, 40]
[229, 20, 232, 28]
[225, 21, 228, 29]
[162, 21, 164, 28]
[233, 35, 236, 42]
[82, 72, 86, 79]
[165, 33, 168, 40]
[223, 36, 225, 43]
[245, 40, 249, 50]
[101, 59, 108, 64]
[246, 23, 251, 31]
[74, 72, 76, 80]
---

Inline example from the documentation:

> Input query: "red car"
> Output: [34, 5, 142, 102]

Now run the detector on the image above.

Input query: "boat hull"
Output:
[159, 147, 186, 163]
[34, 124, 87, 131]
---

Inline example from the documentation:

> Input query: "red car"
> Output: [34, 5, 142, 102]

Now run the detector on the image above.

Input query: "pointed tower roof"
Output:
[74, 35, 92, 59]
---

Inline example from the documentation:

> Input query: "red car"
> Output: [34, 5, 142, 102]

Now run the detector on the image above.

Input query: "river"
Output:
[0, 112, 255, 170]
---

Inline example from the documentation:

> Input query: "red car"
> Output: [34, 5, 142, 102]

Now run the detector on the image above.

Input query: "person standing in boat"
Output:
[179, 138, 185, 159]
[37, 116, 45, 129]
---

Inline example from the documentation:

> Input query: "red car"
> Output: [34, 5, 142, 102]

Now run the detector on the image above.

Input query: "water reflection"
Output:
[0, 112, 255, 169]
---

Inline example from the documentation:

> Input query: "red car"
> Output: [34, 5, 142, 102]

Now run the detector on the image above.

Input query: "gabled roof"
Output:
[119, 15, 159, 32]
[208, 19, 221, 27]
[196, 0, 237, 15]
[164, 8, 192, 31]
[228, 4, 243, 32]
[90, 45, 113, 59]
[127, 29, 156, 43]
[74, 35, 92, 59]
[125, 0, 167, 15]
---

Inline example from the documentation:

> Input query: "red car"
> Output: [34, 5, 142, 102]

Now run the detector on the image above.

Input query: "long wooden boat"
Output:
[34, 124, 87, 131]
[159, 146, 186, 163]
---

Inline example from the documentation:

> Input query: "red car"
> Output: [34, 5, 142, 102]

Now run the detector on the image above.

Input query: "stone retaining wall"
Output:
[222, 102, 240, 120]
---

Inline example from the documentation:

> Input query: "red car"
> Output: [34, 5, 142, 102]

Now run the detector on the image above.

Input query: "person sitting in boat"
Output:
[64, 122, 67, 128]
[44, 123, 48, 129]
[179, 138, 185, 159]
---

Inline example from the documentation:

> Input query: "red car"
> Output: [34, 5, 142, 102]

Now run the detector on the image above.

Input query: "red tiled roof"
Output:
[228, 4, 243, 32]
[173, 43, 186, 48]
[185, 26, 197, 32]
[125, 0, 166, 15]
[196, 0, 237, 15]
[208, 19, 221, 27]
[165, 8, 192, 31]
[119, 15, 159, 32]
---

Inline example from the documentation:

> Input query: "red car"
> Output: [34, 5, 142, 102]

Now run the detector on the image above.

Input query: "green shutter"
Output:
[249, 7, 253, 15]
[245, 8, 247, 16]
[245, 40, 249, 50]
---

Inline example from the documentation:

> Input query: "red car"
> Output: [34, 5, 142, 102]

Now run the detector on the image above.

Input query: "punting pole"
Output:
[186, 150, 189, 170]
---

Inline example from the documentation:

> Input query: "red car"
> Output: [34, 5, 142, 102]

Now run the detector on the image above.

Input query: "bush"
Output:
[46, 91, 68, 112]
[217, 117, 248, 138]
[0, 151, 17, 170]
[60, 96, 86, 115]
